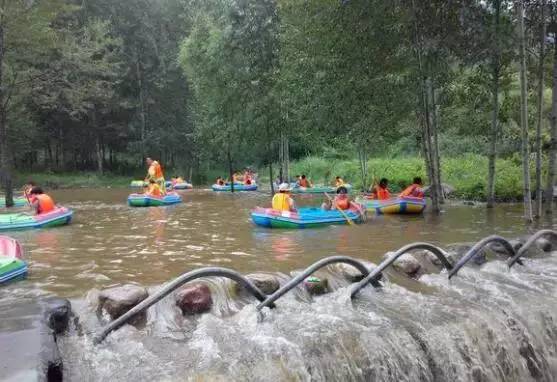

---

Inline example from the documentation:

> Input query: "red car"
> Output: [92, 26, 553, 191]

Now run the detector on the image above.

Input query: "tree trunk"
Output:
[227, 147, 234, 193]
[137, 55, 147, 161]
[518, 0, 533, 222]
[487, 1, 501, 208]
[535, 0, 546, 218]
[545, 27, 557, 213]
[279, 130, 290, 183]
[0, 21, 13, 208]
[358, 145, 368, 192]
[429, 82, 444, 203]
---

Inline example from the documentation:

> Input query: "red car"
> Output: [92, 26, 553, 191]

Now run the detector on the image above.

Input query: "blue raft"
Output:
[251, 206, 364, 229]
[127, 192, 182, 207]
[212, 183, 257, 192]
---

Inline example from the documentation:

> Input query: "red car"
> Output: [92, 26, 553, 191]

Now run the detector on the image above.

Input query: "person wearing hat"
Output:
[272, 183, 297, 212]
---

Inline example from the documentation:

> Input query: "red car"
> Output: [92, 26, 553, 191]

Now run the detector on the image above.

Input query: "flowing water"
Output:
[2, 188, 557, 381]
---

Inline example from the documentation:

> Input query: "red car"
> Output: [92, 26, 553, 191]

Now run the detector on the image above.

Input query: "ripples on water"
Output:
[3, 188, 557, 381]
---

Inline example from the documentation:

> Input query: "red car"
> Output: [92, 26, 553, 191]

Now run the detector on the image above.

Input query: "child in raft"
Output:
[369, 178, 391, 200]
[22, 181, 36, 201]
[322, 186, 351, 210]
[145, 179, 164, 197]
[335, 176, 345, 188]
[299, 174, 312, 188]
[272, 183, 296, 212]
[400, 177, 424, 198]
[216, 177, 225, 186]
[28, 187, 55, 215]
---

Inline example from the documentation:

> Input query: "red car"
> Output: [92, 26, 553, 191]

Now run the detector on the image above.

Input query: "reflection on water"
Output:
[0, 188, 554, 298]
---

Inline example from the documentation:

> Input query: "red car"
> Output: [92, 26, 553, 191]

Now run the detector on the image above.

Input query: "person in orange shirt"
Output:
[145, 157, 166, 193]
[28, 187, 55, 215]
[400, 177, 424, 198]
[145, 179, 163, 197]
[322, 186, 351, 210]
[369, 178, 391, 200]
[299, 174, 312, 188]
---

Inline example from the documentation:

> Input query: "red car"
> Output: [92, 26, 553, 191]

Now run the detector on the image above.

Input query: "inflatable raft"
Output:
[212, 183, 257, 192]
[0, 197, 28, 207]
[251, 205, 364, 229]
[130, 180, 146, 187]
[355, 196, 426, 215]
[0, 236, 27, 284]
[172, 182, 193, 190]
[127, 192, 182, 207]
[0, 207, 73, 231]
[290, 184, 352, 194]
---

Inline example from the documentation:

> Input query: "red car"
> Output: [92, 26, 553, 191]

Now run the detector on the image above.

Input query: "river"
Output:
[2, 188, 557, 381]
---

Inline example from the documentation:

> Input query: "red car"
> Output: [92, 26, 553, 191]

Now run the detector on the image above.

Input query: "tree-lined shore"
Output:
[1, 0, 556, 218]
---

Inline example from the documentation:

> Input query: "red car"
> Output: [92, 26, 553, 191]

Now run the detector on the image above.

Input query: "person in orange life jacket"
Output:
[272, 183, 296, 212]
[369, 178, 391, 200]
[400, 177, 424, 198]
[322, 186, 351, 210]
[145, 179, 163, 197]
[299, 174, 312, 188]
[145, 157, 166, 193]
[28, 187, 55, 215]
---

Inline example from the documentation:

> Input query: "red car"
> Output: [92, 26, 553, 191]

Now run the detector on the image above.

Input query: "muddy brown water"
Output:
[1, 187, 552, 299]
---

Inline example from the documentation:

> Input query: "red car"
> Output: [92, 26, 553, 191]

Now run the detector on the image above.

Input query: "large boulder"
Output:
[98, 284, 148, 321]
[384, 252, 421, 277]
[303, 276, 329, 295]
[333, 261, 378, 283]
[42, 298, 72, 335]
[175, 283, 213, 316]
[536, 238, 553, 253]
[245, 273, 280, 295]
[445, 244, 487, 265]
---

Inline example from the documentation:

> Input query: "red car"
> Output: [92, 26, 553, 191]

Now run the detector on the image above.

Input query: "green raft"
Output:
[290, 184, 352, 194]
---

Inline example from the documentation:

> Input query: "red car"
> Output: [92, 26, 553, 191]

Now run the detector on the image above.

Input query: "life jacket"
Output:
[272, 193, 291, 211]
[376, 186, 391, 200]
[149, 161, 164, 179]
[147, 183, 162, 197]
[33, 194, 55, 214]
[299, 178, 310, 188]
[335, 196, 350, 210]
[400, 184, 424, 198]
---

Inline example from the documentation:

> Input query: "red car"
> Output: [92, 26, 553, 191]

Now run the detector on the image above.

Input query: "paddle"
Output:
[324, 192, 354, 226]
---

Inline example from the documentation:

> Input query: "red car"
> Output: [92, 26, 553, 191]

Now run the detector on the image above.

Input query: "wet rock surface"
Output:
[43, 298, 71, 335]
[303, 276, 329, 295]
[333, 261, 377, 283]
[384, 252, 421, 277]
[175, 283, 213, 315]
[243, 273, 280, 295]
[98, 284, 148, 320]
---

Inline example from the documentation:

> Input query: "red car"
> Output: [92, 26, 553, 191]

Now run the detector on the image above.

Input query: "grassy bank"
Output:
[263, 154, 526, 201]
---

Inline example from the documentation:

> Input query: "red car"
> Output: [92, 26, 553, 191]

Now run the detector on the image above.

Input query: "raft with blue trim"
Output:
[212, 183, 257, 192]
[355, 196, 426, 215]
[290, 184, 352, 194]
[0, 207, 73, 231]
[0, 236, 27, 284]
[251, 205, 364, 229]
[127, 192, 182, 207]
[0, 197, 28, 207]
[172, 182, 193, 190]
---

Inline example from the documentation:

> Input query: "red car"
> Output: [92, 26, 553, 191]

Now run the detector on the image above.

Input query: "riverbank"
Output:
[12, 172, 132, 189]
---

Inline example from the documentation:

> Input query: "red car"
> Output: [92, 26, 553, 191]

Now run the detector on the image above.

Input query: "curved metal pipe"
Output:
[448, 235, 516, 279]
[507, 229, 557, 268]
[94, 267, 269, 344]
[350, 242, 452, 298]
[256, 256, 373, 310]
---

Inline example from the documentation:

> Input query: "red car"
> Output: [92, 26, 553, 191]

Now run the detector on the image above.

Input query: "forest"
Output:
[0, 0, 556, 220]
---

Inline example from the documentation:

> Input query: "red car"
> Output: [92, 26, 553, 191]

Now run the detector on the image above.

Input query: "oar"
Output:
[324, 192, 354, 226]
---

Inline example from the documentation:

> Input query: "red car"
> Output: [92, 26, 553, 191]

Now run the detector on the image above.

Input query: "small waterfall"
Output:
[58, 250, 557, 381]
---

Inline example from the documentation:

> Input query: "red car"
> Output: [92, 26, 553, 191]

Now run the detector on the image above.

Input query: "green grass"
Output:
[13, 172, 132, 189]
[259, 154, 528, 201]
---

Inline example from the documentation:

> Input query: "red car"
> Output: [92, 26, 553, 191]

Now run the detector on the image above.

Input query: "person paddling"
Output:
[369, 178, 391, 200]
[145, 157, 166, 194]
[400, 177, 424, 198]
[145, 179, 163, 197]
[272, 183, 296, 212]
[28, 187, 55, 215]
[322, 186, 351, 210]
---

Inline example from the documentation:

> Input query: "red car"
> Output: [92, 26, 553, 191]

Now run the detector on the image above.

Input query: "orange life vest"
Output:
[272, 193, 292, 211]
[400, 184, 424, 198]
[147, 183, 162, 197]
[149, 161, 163, 179]
[376, 186, 391, 200]
[335, 196, 350, 210]
[33, 194, 55, 214]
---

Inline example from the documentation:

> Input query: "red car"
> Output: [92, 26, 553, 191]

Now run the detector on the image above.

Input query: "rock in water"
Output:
[385, 252, 421, 276]
[334, 261, 378, 283]
[303, 276, 329, 295]
[536, 238, 552, 253]
[42, 298, 72, 335]
[175, 283, 213, 315]
[98, 284, 148, 321]
[245, 273, 280, 295]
